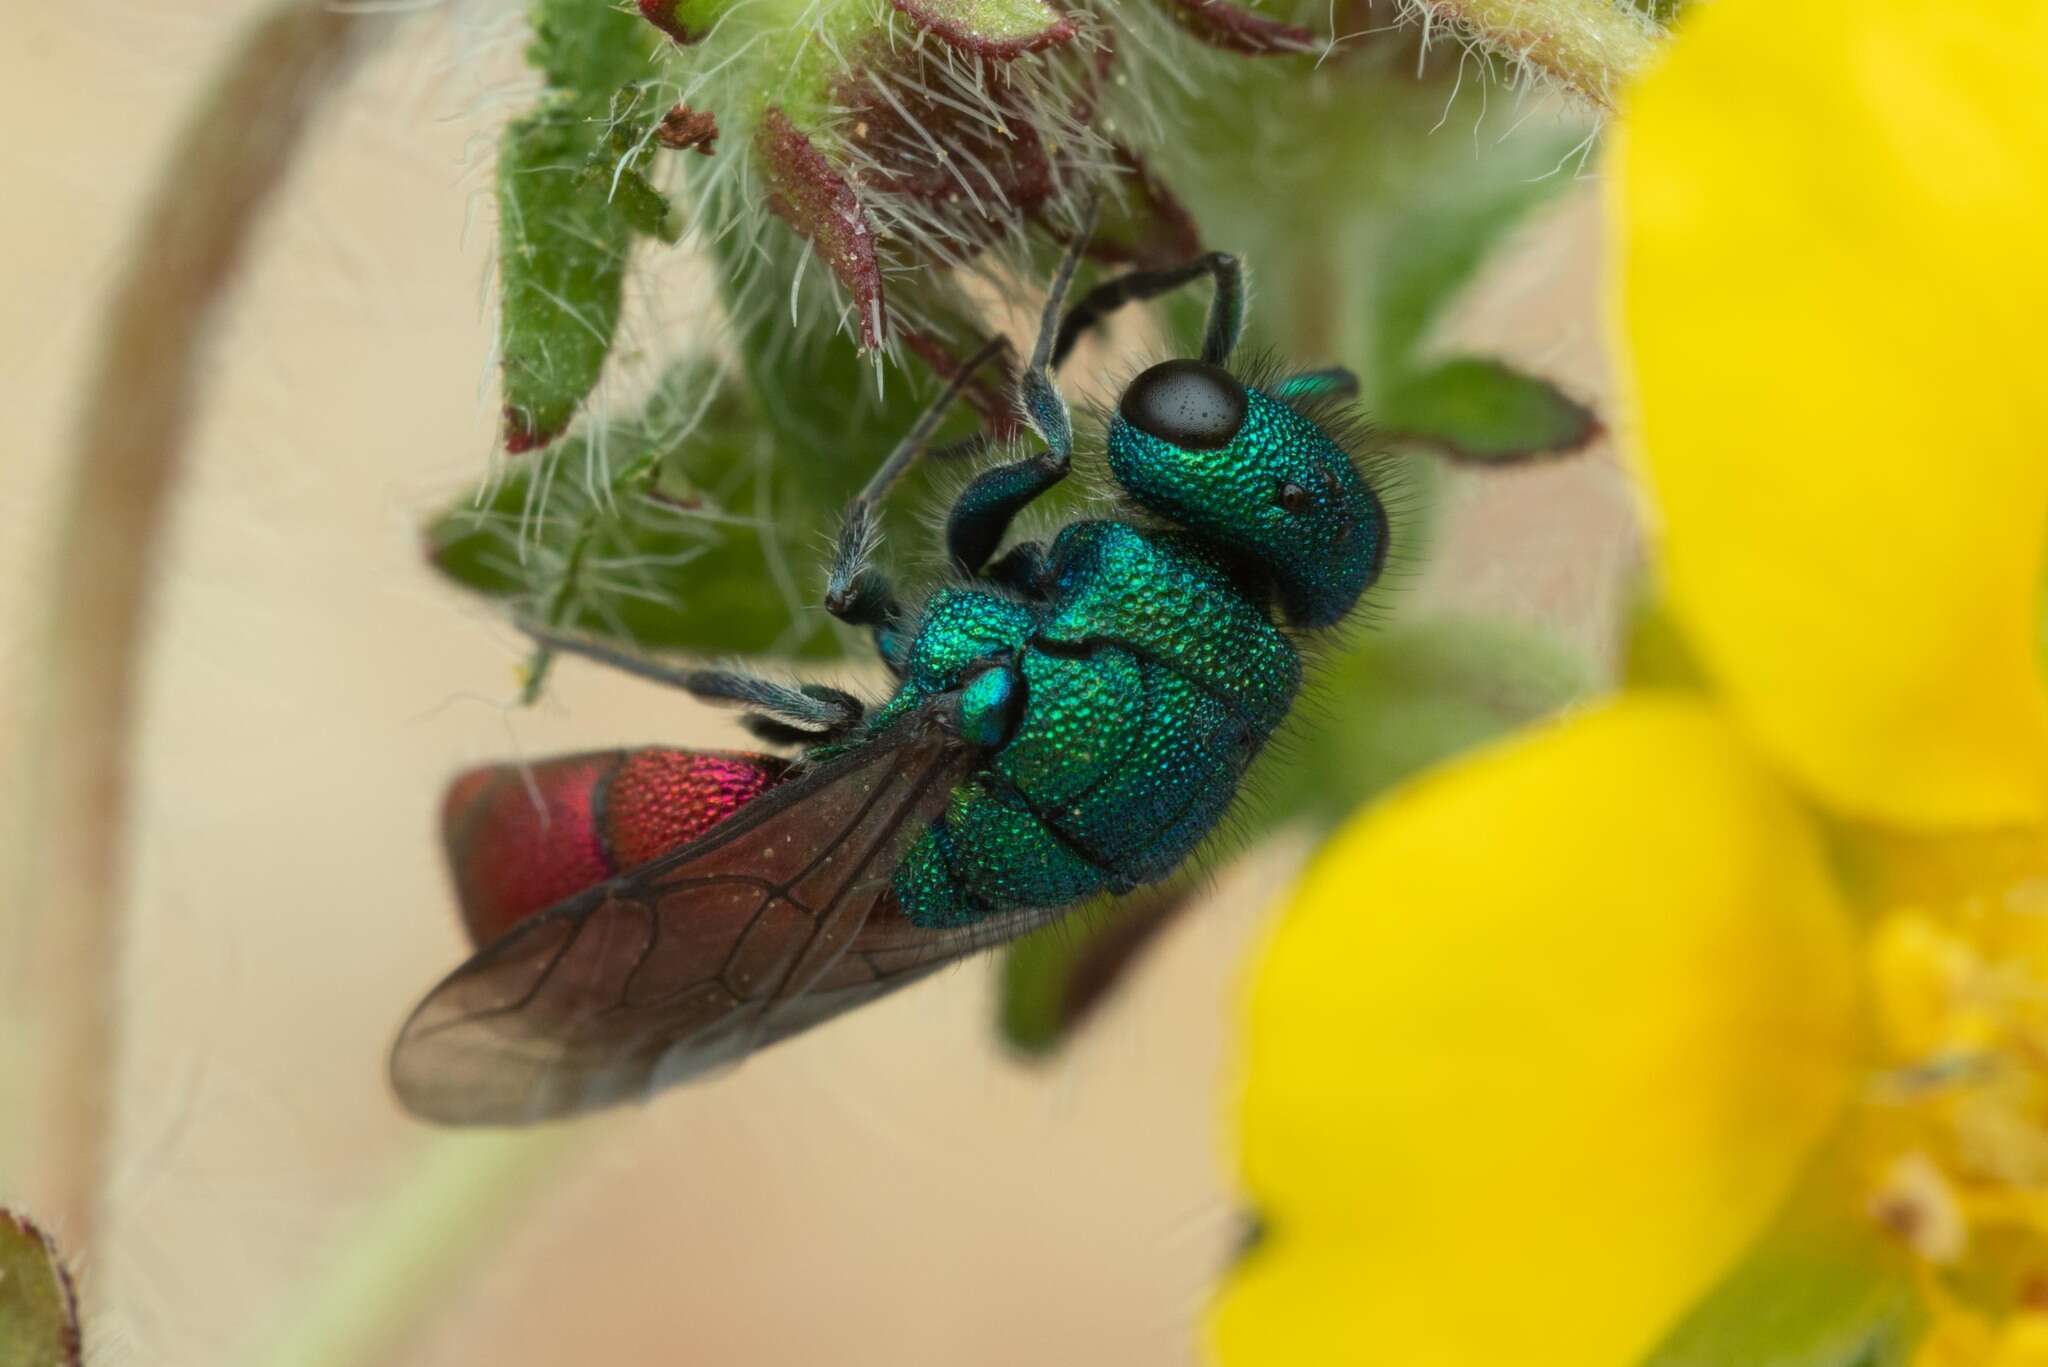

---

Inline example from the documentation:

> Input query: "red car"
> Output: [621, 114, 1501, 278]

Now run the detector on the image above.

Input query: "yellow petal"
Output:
[1613, 0, 2048, 827]
[1213, 696, 1858, 1367]
[1915, 1311, 2048, 1367]
[1993, 1318, 2048, 1367]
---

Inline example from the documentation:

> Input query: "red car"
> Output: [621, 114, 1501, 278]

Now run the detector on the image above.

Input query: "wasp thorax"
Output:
[1107, 381, 1385, 629]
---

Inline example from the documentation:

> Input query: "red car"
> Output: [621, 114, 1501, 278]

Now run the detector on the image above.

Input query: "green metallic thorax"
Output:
[867, 519, 1300, 927]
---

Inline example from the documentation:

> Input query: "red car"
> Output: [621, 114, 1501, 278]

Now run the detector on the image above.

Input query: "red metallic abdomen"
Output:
[442, 748, 790, 948]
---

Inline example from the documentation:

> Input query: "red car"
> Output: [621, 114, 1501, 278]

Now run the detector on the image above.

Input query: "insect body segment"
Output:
[395, 718, 1001, 1123]
[1110, 370, 1388, 629]
[955, 661, 1026, 750]
[393, 201, 1390, 1123]
[866, 520, 1301, 928]
[442, 749, 788, 948]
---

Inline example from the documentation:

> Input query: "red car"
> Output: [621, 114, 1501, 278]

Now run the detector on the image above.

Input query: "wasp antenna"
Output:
[855, 333, 1011, 509]
[1028, 186, 1103, 377]
[824, 333, 1013, 626]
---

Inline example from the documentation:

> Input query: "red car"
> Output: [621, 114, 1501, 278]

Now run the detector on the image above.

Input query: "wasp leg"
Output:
[1273, 367, 1361, 402]
[945, 195, 1101, 579]
[822, 335, 1012, 642]
[872, 622, 914, 679]
[741, 713, 844, 748]
[984, 542, 1050, 597]
[833, 436, 992, 681]
[1050, 252, 1244, 370]
[517, 621, 866, 738]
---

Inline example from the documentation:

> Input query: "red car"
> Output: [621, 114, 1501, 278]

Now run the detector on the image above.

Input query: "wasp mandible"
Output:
[391, 202, 1391, 1124]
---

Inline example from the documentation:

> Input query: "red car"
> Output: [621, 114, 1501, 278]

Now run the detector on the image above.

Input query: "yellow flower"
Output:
[1212, 0, 2048, 1363]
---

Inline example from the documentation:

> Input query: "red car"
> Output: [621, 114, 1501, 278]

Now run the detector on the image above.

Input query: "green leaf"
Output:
[529, 0, 660, 97]
[1642, 1156, 1922, 1367]
[999, 924, 1075, 1055]
[1000, 883, 1193, 1055]
[432, 364, 837, 657]
[0, 1210, 81, 1367]
[639, 0, 736, 46]
[732, 317, 936, 470]
[445, 180, 1000, 662]
[496, 107, 637, 451]
[1255, 615, 1591, 833]
[435, 262, 975, 662]
[610, 165, 680, 243]
[428, 471, 834, 659]
[1380, 355, 1601, 462]
[496, 0, 670, 450]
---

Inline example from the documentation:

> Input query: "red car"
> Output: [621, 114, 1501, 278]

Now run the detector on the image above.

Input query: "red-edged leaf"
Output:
[891, 0, 1076, 57]
[0, 1210, 82, 1367]
[1156, 0, 1315, 55]
[638, 0, 711, 45]
[757, 106, 888, 349]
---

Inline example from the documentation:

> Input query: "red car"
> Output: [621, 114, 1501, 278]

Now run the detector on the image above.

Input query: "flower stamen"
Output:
[1865, 906, 2048, 1347]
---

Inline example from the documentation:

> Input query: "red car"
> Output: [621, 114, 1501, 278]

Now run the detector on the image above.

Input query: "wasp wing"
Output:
[743, 894, 1068, 1054]
[390, 709, 982, 1125]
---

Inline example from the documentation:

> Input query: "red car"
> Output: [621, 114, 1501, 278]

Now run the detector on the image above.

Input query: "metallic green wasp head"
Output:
[1105, 360, 1386, 628]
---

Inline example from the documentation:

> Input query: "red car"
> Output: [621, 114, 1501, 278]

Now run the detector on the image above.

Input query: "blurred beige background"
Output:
[0, 4, 1628, 1363]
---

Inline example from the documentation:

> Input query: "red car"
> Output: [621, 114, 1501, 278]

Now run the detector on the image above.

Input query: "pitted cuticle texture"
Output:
[880, 520, 1300, 927]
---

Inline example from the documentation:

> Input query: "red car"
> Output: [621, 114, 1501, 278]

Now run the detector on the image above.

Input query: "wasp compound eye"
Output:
[1118, 359, 1247, 451]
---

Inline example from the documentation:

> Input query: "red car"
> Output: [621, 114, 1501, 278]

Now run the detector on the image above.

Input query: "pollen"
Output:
[1862, 898, 2048, 1338]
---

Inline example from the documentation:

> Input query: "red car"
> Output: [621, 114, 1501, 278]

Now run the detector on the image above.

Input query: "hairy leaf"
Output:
[436, 365, 832, 657]
[530, 0, 658, 96]
[497, 0, 669, 450]
[1153, 0, 1315, 54]
[496, 109, 637, 451]
[639, 0, 730, 47]
[435, 284, 975, 661]
[893, 0, 1076, 57]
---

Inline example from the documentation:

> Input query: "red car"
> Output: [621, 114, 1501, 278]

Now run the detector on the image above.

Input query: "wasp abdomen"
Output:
[442, 748, 788, 948]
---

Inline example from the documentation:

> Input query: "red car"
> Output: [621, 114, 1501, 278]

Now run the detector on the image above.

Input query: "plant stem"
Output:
[241, 1131, 584, 1367]
[1410, 0, 1664, 109]
[3, 0, 380, 1255]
